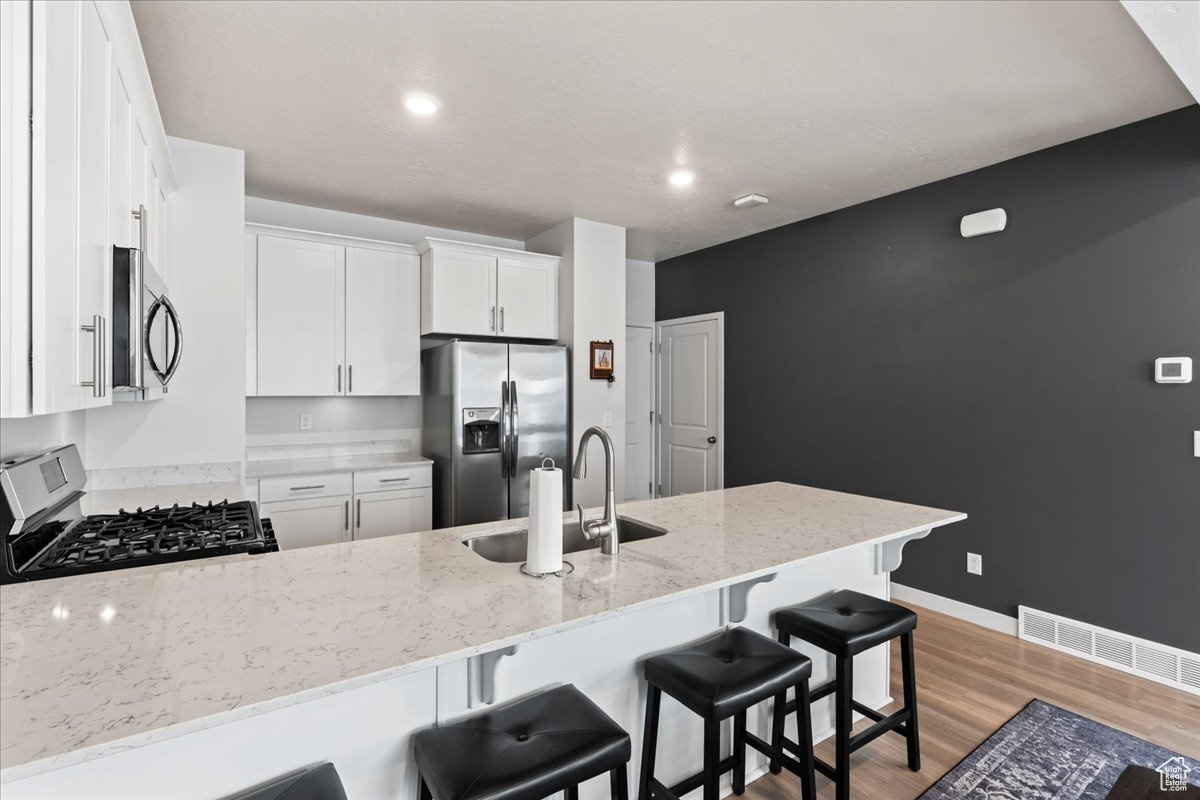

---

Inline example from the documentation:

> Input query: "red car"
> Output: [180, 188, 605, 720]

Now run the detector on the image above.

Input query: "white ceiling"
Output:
[130, 0, 1193, 261]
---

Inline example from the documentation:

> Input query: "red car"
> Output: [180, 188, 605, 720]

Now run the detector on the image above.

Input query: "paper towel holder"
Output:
[520, 560, 574, 578]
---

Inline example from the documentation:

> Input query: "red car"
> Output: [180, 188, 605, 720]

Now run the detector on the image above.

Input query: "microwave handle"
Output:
[144, 295, 184, 390]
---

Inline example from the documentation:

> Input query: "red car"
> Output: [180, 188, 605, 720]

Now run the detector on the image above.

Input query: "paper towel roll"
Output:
[527, 460, 563, 575]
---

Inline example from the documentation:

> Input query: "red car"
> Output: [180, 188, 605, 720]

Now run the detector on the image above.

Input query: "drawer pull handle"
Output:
[379, 477, 411, 483]
[289, 484, 326, 491]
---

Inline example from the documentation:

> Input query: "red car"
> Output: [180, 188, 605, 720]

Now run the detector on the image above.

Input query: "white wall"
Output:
[0, 411, 87, 462]
[527, 219, 626, 508]
[626, 258, 655, 324]
[84, 138, 246, 471]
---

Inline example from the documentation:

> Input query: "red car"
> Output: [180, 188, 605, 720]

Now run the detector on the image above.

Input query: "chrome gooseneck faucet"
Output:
[572, 426, 620, 556]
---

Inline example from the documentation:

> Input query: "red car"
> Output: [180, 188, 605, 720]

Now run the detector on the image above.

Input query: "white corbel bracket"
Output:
[874, 528, 932, 574]
[723, 572, 778, 625]
[467, 644, 519, 708]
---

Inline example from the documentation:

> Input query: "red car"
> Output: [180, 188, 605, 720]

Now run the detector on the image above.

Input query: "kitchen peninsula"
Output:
[0, 483, 964, 799]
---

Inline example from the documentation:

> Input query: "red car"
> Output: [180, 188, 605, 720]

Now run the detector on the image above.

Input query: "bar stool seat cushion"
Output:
[775, 589, 916, 657]
[643, 627, 812, 720]
[413, 684, 630, 800]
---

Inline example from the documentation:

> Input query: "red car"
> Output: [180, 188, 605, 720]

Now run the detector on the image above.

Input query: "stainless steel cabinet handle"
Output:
[500, 306, 505, 332]
[356, 498, 362, 529]
[79, 314, 103, 398]
[289, 484, 326, 491]
[132, 204, 147, 252]
[348, 364, 353, 393]
[379, 477, 411, 483]
[490, 306, 496, 332]
[337, 364, 342, 393]
[344, 500, 349, 531]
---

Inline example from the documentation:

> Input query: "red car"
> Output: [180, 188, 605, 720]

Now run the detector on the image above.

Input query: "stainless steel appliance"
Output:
[422, 341, 570, 528]
[112, 222, 182, 399]
[0, 445, 276, 584]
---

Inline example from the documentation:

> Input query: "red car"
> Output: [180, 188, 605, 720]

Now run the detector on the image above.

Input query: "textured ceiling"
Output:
[131, 0, 1192, 261]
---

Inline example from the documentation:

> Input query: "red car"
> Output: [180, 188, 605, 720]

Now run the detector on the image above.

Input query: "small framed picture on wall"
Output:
[590, 340, 614, 381]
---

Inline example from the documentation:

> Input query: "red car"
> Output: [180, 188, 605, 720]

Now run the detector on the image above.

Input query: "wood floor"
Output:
[745, 602, 1200, 799]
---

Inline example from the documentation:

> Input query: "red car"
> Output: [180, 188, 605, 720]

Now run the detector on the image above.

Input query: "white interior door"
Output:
[657, 313, 723, 497]
[256, 235, 345, 396]
[625, 325, 654, 501]
[345, 247, 419, 395]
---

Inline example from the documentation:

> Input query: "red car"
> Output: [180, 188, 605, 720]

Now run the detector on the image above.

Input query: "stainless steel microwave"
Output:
[112, 244, 181, 399]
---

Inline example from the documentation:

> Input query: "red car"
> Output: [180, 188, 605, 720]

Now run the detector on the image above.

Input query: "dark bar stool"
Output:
[774, 590, 921, 800]
[221, 762, 347, 800]
[638, 627, 816, 800]
[413, 683, 631, 800]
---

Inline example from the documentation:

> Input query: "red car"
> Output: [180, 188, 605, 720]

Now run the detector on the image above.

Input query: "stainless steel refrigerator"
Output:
[421, 341, 570, 528]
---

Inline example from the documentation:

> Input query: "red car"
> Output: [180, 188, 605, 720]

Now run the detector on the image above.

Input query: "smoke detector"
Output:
[734, 194, 769, 209]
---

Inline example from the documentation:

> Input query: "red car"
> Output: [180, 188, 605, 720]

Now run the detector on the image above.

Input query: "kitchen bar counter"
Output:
[0, 482, 964, 786]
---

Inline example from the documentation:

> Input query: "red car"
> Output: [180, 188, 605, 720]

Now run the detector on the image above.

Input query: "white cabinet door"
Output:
[76, 0, 110, 409]
[109, 68, 132, 250]
[262, 495, 352, 550]
[422, 249, 495, 336]
[130, 120, 148, 239]
[256, 235, 345, 396]
[345, 247, 419, 395]
[496, 256, 557, 339]
[354, 488, 432, 540]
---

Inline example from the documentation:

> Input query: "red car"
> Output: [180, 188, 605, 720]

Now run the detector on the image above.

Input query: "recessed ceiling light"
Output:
[669, 169, 695, 188]
[403, 92, 441, 116]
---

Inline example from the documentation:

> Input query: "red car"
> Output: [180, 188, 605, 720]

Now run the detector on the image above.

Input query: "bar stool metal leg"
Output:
[834, 654, 853, 800]
[638, 687, 661, 800]
[611, 765, 630, 800]
[732, 711, 747, 794]
[703, 719, 721, 800]
[794, 680, 816, 800]
[901, 632, 921, 772]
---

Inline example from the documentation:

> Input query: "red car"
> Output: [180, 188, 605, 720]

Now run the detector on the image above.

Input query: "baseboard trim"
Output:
[890, 583, 1017, 636]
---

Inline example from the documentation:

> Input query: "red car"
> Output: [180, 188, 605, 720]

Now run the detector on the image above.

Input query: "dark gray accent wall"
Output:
[657, 106, 1200, 652]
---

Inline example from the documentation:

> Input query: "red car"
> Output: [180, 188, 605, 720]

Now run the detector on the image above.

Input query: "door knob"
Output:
[707, 436, 717, 444]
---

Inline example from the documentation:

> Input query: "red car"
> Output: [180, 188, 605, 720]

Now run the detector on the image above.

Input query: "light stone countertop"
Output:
[79, 481, 256, 515]
[244, 453, 433, 479]
[0, 482, 965, 778]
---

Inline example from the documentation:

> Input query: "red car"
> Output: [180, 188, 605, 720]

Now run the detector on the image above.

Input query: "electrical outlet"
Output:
[602, 411, 613, 428]
[966, 552, 982, 576]
[299, 414, 313, 432]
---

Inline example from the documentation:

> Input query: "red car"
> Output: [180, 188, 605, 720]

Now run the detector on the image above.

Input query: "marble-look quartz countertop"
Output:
[0, 482, 964, 777]
[244, 452, 433, 479]
[79, 481, 255, 515]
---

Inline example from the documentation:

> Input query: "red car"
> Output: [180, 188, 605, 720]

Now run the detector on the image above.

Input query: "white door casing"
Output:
[625, 324, 654, 501]
[657, 313, 724, 497]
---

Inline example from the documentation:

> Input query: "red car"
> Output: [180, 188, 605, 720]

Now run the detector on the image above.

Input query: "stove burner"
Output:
[19, 501, 275, 578]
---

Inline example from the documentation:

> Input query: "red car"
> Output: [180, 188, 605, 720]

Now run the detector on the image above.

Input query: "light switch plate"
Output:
[602, 411, 613, 428]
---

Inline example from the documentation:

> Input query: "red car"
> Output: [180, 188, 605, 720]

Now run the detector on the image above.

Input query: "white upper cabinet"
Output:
[3, 0, 176, 418]
[256, 235, 345, 396]
[345, 246, 420, 396]
[496, 255, 557, 339]
[418, 239, 558, 340]
[248, 228, 421, 397]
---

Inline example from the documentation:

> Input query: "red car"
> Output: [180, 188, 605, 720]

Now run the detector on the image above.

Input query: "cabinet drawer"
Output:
[354, 464, 432, 494]
[259, 471, 353, 503]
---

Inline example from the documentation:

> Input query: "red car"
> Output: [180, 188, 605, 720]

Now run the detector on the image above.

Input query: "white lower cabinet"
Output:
[261, 495, 351, 550]
[354, 487, 432, 540]
[259, 465, 433, 549]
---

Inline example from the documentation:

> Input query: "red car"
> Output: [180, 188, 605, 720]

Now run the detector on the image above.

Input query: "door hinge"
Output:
[649, 341, 653, 353]
[658, 483, 662, 495]
[657, 343, 662, 353]
[649, 410, 653, 424]
[648, 481, 652, 493]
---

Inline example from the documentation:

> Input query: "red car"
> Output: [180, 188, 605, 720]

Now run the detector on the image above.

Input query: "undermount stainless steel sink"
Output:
[463, 516, 667, 563]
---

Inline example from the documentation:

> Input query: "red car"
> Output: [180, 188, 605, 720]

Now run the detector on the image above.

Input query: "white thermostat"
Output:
[1154, 356, 1192, 384]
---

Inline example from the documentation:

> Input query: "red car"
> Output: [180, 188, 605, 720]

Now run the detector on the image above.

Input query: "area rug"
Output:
[919, 699, 1200, 799]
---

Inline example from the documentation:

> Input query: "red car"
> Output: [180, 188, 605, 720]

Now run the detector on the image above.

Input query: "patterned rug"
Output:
[919, 699, 1200, 799]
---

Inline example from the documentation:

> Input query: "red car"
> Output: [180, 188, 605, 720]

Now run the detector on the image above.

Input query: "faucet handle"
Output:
[576, 503, 589, 537]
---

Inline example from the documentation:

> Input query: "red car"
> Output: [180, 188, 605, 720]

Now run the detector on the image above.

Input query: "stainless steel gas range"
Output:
[0, 445, 276, 584]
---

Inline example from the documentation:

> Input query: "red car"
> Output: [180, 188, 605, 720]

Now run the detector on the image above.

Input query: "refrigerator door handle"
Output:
[509, 380, 519, 476]
[500, 380, 510, 479]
